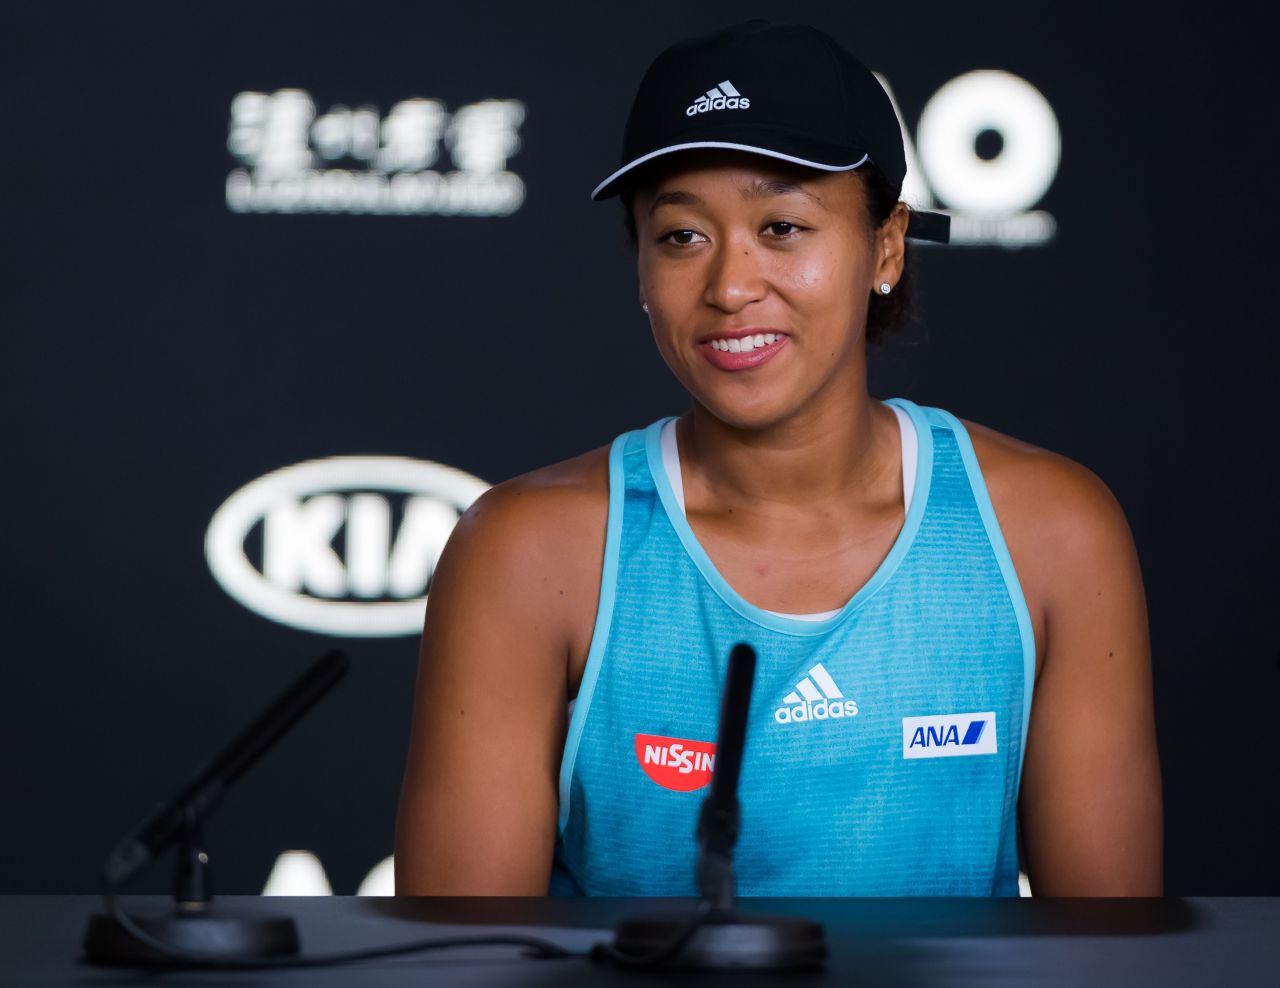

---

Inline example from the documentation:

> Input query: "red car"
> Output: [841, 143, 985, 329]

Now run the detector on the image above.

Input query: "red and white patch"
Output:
[635, 733, 716, 791]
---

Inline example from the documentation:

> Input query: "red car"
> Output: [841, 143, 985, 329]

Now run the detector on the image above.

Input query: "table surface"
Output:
[3, 894, 1278, 987]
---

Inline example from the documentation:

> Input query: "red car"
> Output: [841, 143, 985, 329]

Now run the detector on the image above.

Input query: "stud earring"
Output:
[879, 282, 892, 295]
[641, 301, 649, 312]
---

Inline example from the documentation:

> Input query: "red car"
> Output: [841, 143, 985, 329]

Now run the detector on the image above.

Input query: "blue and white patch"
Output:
[902, 712, 997, 759]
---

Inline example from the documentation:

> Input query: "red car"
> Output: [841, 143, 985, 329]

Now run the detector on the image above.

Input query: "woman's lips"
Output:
[698, 332, 789, 371]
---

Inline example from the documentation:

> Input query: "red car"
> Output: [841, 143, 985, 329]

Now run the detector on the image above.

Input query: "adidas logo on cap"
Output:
[685, 79, 751, 117]
[774, 663, 858, 725]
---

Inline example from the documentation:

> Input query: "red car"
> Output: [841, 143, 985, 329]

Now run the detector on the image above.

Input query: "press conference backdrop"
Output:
[3, 2, 1275, 896]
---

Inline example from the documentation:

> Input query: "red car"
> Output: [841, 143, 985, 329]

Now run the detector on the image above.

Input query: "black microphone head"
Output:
[729, 642, 756, 672]
[708, 643, 757, 806]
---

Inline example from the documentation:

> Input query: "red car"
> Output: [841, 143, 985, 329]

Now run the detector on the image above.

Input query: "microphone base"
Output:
[83, 907, 301, 966]
[608, 908, 827, 970]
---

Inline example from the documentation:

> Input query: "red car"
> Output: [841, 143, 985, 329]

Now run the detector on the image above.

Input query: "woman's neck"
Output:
[679, 378, 901, 514]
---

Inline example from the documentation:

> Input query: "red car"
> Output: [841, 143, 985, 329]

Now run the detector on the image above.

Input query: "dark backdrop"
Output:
[3, 1, 1276, 895]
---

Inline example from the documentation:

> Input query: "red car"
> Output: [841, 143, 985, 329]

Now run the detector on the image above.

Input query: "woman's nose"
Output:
[702, 239, 766, 313]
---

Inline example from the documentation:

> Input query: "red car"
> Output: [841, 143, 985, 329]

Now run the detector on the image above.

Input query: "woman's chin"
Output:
[691, 391, 805, 433]
[673, 344, 863, 433]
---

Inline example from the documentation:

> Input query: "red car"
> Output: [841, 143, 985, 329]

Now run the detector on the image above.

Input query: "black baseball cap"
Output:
[591, 19, 950, 243]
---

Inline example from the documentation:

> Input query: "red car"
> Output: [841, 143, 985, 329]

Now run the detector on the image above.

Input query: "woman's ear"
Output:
[873, 203, 909, 293]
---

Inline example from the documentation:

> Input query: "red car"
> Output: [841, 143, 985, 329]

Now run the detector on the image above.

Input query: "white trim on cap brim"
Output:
[590, 142, 870, 200]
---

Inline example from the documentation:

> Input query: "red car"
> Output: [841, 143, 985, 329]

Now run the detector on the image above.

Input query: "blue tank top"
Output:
[550, 398, 1036, 896]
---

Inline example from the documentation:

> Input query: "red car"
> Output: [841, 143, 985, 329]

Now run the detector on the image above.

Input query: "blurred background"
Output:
[2, 1, 1275, 896]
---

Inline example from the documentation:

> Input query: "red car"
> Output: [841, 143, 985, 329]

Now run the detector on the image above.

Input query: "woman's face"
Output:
[632, 149, 905, 431]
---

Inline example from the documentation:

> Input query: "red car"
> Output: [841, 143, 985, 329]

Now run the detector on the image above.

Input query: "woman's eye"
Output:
[661, 229, 705, 246]
[765, 221, 803, 237]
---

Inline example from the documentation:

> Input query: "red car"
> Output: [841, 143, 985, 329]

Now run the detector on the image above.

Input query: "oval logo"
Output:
[205, 456, 489, 637]
[635, 733, 716, 792]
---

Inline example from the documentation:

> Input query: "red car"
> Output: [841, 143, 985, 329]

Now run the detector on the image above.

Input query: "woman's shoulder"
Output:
[455, 444, 612, 550]
[951, 415, 1141, 657]
[954, 415, 1131, 545]
[438, 444, 614, 610]
[425, 444, 614, 665]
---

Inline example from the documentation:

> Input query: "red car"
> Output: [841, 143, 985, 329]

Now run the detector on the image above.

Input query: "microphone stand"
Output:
[78, 648, 583, 970]
[597, 643, 828, 970]
[82, 650, 349, 965]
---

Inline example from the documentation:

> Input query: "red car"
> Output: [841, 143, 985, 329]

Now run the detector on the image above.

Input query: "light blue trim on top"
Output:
[644, 398, 935, 637]
[930, 407, 1037, 785]
[557, 432, 629, 834]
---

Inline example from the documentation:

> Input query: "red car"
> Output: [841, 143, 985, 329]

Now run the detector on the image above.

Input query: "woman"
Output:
[394, 20, 1161, 896]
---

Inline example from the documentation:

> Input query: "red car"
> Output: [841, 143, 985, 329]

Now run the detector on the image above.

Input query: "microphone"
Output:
[694, 641, 754, 910]
[596, 643, 827, 970]
[103, 650, 348, 886]
[84, 650, 349, 966]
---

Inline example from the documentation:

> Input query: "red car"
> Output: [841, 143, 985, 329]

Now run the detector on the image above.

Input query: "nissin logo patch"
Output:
[635, 734, 716, 792]
[902, 712, 998, 759]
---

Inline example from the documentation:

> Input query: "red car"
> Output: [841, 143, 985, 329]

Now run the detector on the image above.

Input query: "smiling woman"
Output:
[394, 19, 1162, 898]
[621, 163, 915, 345]
[628, 154, 910, 434]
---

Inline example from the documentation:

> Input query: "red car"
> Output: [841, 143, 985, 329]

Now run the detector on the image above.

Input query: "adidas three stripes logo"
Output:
[685, 79, 751, 116]
[774, 663, 859, 725]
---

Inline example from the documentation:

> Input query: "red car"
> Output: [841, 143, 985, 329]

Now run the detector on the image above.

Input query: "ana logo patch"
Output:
[902, 712, 998, 759]
[635, 734, 716, 791]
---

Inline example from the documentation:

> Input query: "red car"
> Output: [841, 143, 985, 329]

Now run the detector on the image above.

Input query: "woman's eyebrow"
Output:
[648, 180, 824, 216]
[743, 178, 824, 207]
[649, 190, 700, 215]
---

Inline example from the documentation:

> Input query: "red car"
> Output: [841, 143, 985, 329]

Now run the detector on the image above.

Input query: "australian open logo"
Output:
[205, 455, 489, 637]
[686, 80, 750, 116]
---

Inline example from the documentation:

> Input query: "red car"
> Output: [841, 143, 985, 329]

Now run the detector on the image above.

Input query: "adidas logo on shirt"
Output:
[774, 663, 858, 725]
[685, 79, 751, 117]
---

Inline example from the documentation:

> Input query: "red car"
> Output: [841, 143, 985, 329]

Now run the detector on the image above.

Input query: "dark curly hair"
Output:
[619, 164, 915, 345]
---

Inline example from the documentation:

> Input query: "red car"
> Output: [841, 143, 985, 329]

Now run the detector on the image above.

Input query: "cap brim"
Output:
[590, 141, 870, 200]
[591, 141, 951, 243]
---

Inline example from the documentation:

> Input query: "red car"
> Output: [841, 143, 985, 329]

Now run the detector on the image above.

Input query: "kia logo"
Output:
[205, 456, 489, 637]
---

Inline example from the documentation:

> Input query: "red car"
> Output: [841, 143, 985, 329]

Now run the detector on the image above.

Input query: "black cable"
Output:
[101, 888, 580, 969]
[589, 898, 714, 969]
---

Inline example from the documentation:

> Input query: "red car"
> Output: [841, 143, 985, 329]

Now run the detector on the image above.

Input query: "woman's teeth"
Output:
[709, 333, 778, 353]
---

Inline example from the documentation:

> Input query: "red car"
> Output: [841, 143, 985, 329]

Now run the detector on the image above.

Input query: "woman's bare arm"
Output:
[393, 461, 606, 895]
[1014, 455, 1163, 895]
